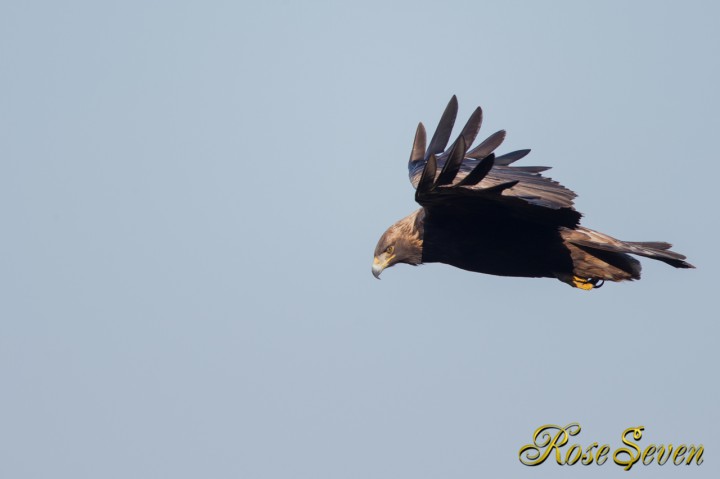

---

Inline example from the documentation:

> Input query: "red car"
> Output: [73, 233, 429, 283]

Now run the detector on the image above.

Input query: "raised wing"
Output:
[409, 96, 581, 227]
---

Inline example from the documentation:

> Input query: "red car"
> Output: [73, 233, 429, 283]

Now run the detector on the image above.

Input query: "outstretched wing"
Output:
[408, 96, 581, 227]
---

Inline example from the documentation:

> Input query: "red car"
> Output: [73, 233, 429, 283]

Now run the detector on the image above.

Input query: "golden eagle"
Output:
[372, 96, 693, 289]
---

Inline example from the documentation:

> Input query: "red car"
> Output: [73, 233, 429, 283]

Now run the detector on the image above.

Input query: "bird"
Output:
[372, 96, 693, 289]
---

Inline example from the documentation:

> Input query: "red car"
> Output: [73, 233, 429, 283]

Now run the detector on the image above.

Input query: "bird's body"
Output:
[372, 97, 693, 289]
[421, 208, 571, 278]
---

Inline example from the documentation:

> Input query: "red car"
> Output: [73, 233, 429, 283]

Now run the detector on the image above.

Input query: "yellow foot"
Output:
[572, 276, 595, 290]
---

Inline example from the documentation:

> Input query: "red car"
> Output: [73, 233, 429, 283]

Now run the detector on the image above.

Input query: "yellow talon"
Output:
[573, 276, 595, 290]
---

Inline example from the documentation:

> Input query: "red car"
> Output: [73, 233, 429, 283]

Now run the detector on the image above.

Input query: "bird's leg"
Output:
[572, 276, 595, 290]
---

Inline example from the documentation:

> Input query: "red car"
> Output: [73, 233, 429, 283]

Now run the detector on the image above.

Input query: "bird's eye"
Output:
[386, 246, 395, 255]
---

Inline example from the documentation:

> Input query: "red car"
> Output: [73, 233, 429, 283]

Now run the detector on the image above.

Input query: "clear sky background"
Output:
[1, 1, 718, 478]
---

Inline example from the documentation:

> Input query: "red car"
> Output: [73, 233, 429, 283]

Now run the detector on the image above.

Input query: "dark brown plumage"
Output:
[372, 96, 694, 289]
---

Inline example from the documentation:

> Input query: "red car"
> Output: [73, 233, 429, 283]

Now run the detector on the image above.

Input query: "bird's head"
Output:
[372, 210, 424, 279]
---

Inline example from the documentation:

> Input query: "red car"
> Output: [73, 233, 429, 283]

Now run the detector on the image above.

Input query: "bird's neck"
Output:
[398, 209, 425, 265]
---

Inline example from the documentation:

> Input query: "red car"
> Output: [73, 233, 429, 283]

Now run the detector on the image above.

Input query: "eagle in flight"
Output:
[372, 96, 693, 289]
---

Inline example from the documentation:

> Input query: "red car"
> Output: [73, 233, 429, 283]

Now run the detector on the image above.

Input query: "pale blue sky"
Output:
[1, 1, 718, 478]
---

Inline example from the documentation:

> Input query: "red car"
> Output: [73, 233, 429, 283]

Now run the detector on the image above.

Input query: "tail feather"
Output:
[560, 227, 694, 284]
[622, 241, 694, 268]
[626, 241, 672, 250]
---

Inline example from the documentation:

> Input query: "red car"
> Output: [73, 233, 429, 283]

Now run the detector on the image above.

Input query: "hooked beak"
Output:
[372, 253, 394, 279]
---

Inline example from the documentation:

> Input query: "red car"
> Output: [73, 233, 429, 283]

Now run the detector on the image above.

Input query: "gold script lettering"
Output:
[518, 423, 581, 466]
[613, 426, 644, 471]
[581, 443, 599, 465]
[642, 444, 657, 465]
[673, 445, 687, 465]
[685, 445, 704, 465]
[596, 444, 610, 465]
[657, 444, 673, 465]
